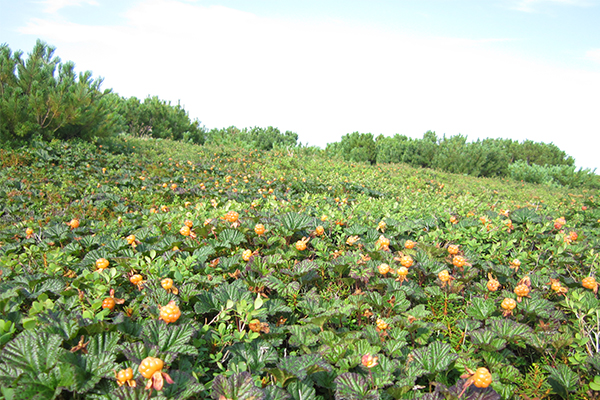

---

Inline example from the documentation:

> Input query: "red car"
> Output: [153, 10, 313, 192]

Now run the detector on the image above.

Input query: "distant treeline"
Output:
[325, 131, 597, 188]
[326, 131, 598, 186]
[1, 40, 596, 188]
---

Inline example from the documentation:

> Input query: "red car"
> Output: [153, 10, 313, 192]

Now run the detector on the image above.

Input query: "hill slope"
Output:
[0, 136, 599, 400]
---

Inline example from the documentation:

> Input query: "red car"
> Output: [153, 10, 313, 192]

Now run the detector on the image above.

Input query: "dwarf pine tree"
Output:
[0, 39, 121, 143]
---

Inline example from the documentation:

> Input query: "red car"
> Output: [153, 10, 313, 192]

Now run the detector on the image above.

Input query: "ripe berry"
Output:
[224, 211, 239, 223]
[376, 235, 390, 250]
[501, 298, 516, 311]
[452, 255, 466, 268]
[514, 284, 530, 298]
[130, 274, 143, 285]
[242, 249, 253, 262]
[583, 276, 597, 290]
[404, 240, 416, 249]
[161, 278, 173, 290]
[377, 220, 387, 231]
[569, 231, 578, 241]
[126, 234, 136, 245]
[315, 226, 325, 236]
[96, 258, 109, 270]
[438, 270, 450, 282]
[184, 219, 193, 228]
[102, 297, 116, 310]
[139, 357, 164, 379]
[473, 367, 492, 388]
[378, 263, 390, 275]
[295, 240, 307, 251]
[254, 224, 265, 235]
[487, 279, 500, 292]
[26, 227, 34, 237]
[159, 301, 181, 324]
[400, 255, 414, 268]
[179, 225, 191, 236]
[448, 245, 459, 255]
[376, 318, 388, 330]
[116, 367, 133, 384]
[68, 218, 80, 229]
[397, 266, 409, 276]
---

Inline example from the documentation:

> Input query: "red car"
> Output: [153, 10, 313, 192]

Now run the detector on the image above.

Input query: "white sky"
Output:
[2, 0, 600, 170]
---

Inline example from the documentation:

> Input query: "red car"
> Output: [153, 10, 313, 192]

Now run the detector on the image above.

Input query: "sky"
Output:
[1, 0, 600, 170]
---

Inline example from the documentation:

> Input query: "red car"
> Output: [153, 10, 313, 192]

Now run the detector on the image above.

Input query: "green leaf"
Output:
[0, 331, 63, 376]
[263, 385, 292, 400]
[141, 320, 198, 355]
[286, 381, 317, 400]
[278, 212, 314, 233]
[466, 297, 496, 320]
[410, 341, 458, 376]
[486, 319, 532, 341]
[210, 372, 263, 400]
[545, 364, 578, 397]
[334, 372, 379, 400]
[469, 329, 507, 352]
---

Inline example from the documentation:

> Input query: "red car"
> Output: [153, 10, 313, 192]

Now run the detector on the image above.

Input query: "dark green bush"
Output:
[115, 95, 205, 144]
[0, 40, 121, 143]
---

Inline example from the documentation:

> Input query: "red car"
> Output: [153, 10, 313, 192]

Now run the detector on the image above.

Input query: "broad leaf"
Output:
[334, 372, 379, 400]
[211, 372, 263, 400]
[466, 297, 496, 320]
[545, 364, 578, 398]
[411, 342, 458, 375]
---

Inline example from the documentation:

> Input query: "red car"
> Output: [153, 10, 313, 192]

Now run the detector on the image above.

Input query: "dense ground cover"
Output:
[0, 136, 599, 400]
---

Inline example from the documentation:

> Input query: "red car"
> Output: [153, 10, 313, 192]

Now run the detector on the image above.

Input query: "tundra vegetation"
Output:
[1, 40, 600, 400]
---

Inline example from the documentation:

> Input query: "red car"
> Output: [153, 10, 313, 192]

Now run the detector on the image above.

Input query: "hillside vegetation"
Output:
[0, 135, 599, 400]
[1, 40, 600, 400]
[1, 40, 598, 190]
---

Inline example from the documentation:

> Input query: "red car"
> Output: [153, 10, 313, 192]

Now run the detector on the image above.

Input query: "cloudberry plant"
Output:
[452, 255, 466, 268]
[159, 301, 181, 324]
[378, 263, 390, 275]
[501, 298, 517, 316]
[399, 255, 414, 268]
[116, 368, 135, 387]
[224, 210, 239, 223]
[254, 223, 265, 235]
[583, 276, 598, 293]
[102, 297, 116, 310]
[487, 278, 500, 292]
[139, 357, 163, 379]
[473, 367, 492, 388]
[95, 258, 109, 270]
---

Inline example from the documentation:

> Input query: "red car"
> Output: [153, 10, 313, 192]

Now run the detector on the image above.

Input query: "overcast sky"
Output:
[1, 0, 599, 170]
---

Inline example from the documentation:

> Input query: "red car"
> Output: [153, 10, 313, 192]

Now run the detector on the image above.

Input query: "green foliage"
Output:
[0, 40, 121, 143]
[336, 132, 377, 164]
[0, 135, 598, 399]
[115, 95, 205, 144]
[205, 126, 298, 150]
[508, 160, 598, 188]
[328, 129, 595, 187]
